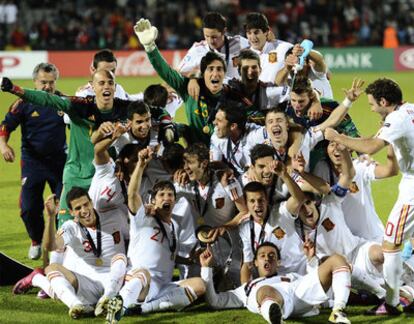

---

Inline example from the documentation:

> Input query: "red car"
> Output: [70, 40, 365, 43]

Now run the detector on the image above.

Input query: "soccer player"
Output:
[105, 147, 203, 323]
[134, 18, 245, 145]
[0, 63, 66, 260]
[243, 12, 293, 83]
[200, 241, 352, 324]
[43, 187, 127, 319]
[314, 142, 399, 242]
[325, 78, 414, 315]
[177, 12, 249, 81]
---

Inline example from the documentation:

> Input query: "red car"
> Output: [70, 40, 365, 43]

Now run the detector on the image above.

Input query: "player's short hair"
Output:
[185, 143, 209, 163]
[66, 187, 91, 209]
[250, 144, 276, 166]
[203, 12, 226, 32]
[32, 63, 59, 80]
[244, 12, 269, 32]
[254, 241, 281, 261]
[365, 78, 403, 105]
[265, 106, 288, 117]
[237, 48, 261, 73]
[162, 143, 185, 171]
[243, 181, 267, 199]
[291, 77, 313, 96]
[92, 69, 115, 82]
[150, 180, 176, 200]
[93, 49, 117, 69]
[127, 101, 150, 120]
[200, 51, 227, 76]
[218, 104, 247, 130]
[144, 84, 168, 108]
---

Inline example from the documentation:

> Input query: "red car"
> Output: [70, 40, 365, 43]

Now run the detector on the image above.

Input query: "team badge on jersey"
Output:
[232, 56, 239, 67]
[349, 181, 359, 193]
[83, 240, 92, 252]
[215, 197, 225, 209]
[112, 231, 121, 244]
[272, 227, 286, 240]
[322, 218, 335, 232]
[268, 52, 277, 63]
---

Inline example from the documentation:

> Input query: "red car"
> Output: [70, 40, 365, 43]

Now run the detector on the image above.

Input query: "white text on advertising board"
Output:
[325, 53, 373, 69]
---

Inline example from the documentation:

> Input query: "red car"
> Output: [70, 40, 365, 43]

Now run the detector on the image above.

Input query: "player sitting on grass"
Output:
[200, 240, 352, 324]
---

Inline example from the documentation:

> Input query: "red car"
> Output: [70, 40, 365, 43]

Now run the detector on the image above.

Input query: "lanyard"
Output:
[226, 137, 243, 171]
[78, 211, 101, 258]
[249, 212, 270, 255]
[244, 273, 278, 297]
[193, 172, 214, 218]
[154, 216, 177, 257]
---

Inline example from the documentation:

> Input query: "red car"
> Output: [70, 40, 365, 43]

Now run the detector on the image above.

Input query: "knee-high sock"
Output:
[32, 273, 54, 298]
[351, 266, 386, 299]
[119, 272, 147, 308]
[260, 298, 282, 324]
[104, 255, 127, 298]
[140, 286, 197, 313]
[332, 266, 351, 310]
[47, 271, 82, 308]
[383, 250, 402, 306]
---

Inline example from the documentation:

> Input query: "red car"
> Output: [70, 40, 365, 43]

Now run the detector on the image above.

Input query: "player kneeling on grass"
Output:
[200, 241, 352, 324]
[42, 189, 127, 319]
[105, 147, 205, 323]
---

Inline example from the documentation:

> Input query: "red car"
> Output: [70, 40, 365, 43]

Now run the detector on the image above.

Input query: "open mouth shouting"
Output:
[162, 202, 171, 210]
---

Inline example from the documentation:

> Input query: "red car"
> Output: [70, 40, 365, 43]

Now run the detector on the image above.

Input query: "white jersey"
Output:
[88, 161, 129, 239]
[313, 159, 384, 242]
[175, 176, 242, 227]
[112, 129, 159, 156]
[210, 123, 260, 175]
[250, 40, 293, 83]
[377, 102, 414, 202]
[140, 158, 172, 203]
[290, 193, 365, 259]
[308, 66, 333, 99]
[239, 203, 306, 275]
[171, 197, 197, 257]
[128, 206, 183, 282]
[60, 216, 125, 273]
[178, 35, 250, 81]
[241, 172, 289, 203]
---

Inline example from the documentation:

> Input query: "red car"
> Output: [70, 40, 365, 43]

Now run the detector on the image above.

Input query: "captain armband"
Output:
[331, 183, 348, 197]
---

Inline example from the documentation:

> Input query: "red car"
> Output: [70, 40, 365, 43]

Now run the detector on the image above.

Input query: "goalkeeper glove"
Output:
[134, 18, 158, 52]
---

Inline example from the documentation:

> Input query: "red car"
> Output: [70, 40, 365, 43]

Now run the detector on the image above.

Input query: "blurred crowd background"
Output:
[1, 0, 413, 51]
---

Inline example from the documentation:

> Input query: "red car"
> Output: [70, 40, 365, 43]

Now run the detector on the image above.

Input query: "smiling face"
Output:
[326, 141, 345, 167]
[246, 28, 268, 51]
[70, 195, 96, 228]
[265, 111, 289, 147]
[213, 110, 231, 138]
[92, 70, 115, 109]
[203, 60, 225, 94]
[152, 188, 176, 215]
[246, 190, 268, 221]
[290, 91, 311, 117]
[298, 199, 319, 228]
[183, 153, 208, 182]
[130, 112, 151, 140]
[252, 156, 274, 186]
[255, 245, 279, 277]
[203, 28, 225, 50]
[240, 58, 261, 86]
[34, 70, 57, 93]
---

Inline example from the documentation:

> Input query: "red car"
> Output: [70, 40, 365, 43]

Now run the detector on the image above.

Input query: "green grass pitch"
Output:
[0, 72, 414, 323]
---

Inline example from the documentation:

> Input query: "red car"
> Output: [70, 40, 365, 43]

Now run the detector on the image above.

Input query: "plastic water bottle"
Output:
[294, 39, 314, 72]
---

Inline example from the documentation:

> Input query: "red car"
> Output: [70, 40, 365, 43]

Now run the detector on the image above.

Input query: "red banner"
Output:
[394, 47, 414, 71]
[48, 50, 187, 77]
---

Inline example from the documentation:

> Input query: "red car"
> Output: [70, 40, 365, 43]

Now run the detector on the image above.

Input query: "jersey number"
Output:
[150, 227, 164, 243]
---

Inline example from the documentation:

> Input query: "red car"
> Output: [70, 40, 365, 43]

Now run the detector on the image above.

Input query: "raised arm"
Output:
[94, 122, 129, 165]
[308, 50, 327, 73]
[128, 146, 153, 214]
[374, 145, 399, 179]
[316, 78, 364, 132]
[336, 146, 356, 189]
[43, 194, 64, 253]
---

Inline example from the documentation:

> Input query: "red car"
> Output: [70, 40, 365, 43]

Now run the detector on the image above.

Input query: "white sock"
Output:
[332, 266, 351, 310]
[140, 286, 196, 313]
[104, 255, 127, 298]
[49, 251, 64, 264]
[47, 271, 82, 308]
[119, 277, 144, 308]
[383, 250, 402, 306]
[32, 273, 54, 298]
[351, 266, 386, 299]
[260, 299, 279, 324]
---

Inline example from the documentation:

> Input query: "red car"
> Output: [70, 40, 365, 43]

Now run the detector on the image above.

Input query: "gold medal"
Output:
[202, 125, 210, 134]
[95, 258, 103, 266]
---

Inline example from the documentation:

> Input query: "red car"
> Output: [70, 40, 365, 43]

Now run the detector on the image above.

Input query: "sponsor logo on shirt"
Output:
[31, 111, 40, 117]
[384, 123, 391, 127]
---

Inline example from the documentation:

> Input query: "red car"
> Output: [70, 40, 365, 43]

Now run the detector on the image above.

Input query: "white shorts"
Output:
[74, 272, 105, 305]
[384, 199, 414, 245]
[351, 241, 382, 279]
[145, 275, 181, 302]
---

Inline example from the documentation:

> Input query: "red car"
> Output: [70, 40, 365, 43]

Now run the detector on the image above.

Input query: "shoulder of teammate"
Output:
[75, 82, 93, 97]
[230, 34, 250, 49]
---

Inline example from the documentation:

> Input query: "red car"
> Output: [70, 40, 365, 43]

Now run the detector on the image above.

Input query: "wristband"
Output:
[342, 97, 352, 109]
[331, 183, 348, 197]
[189, 72, 202, 79]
